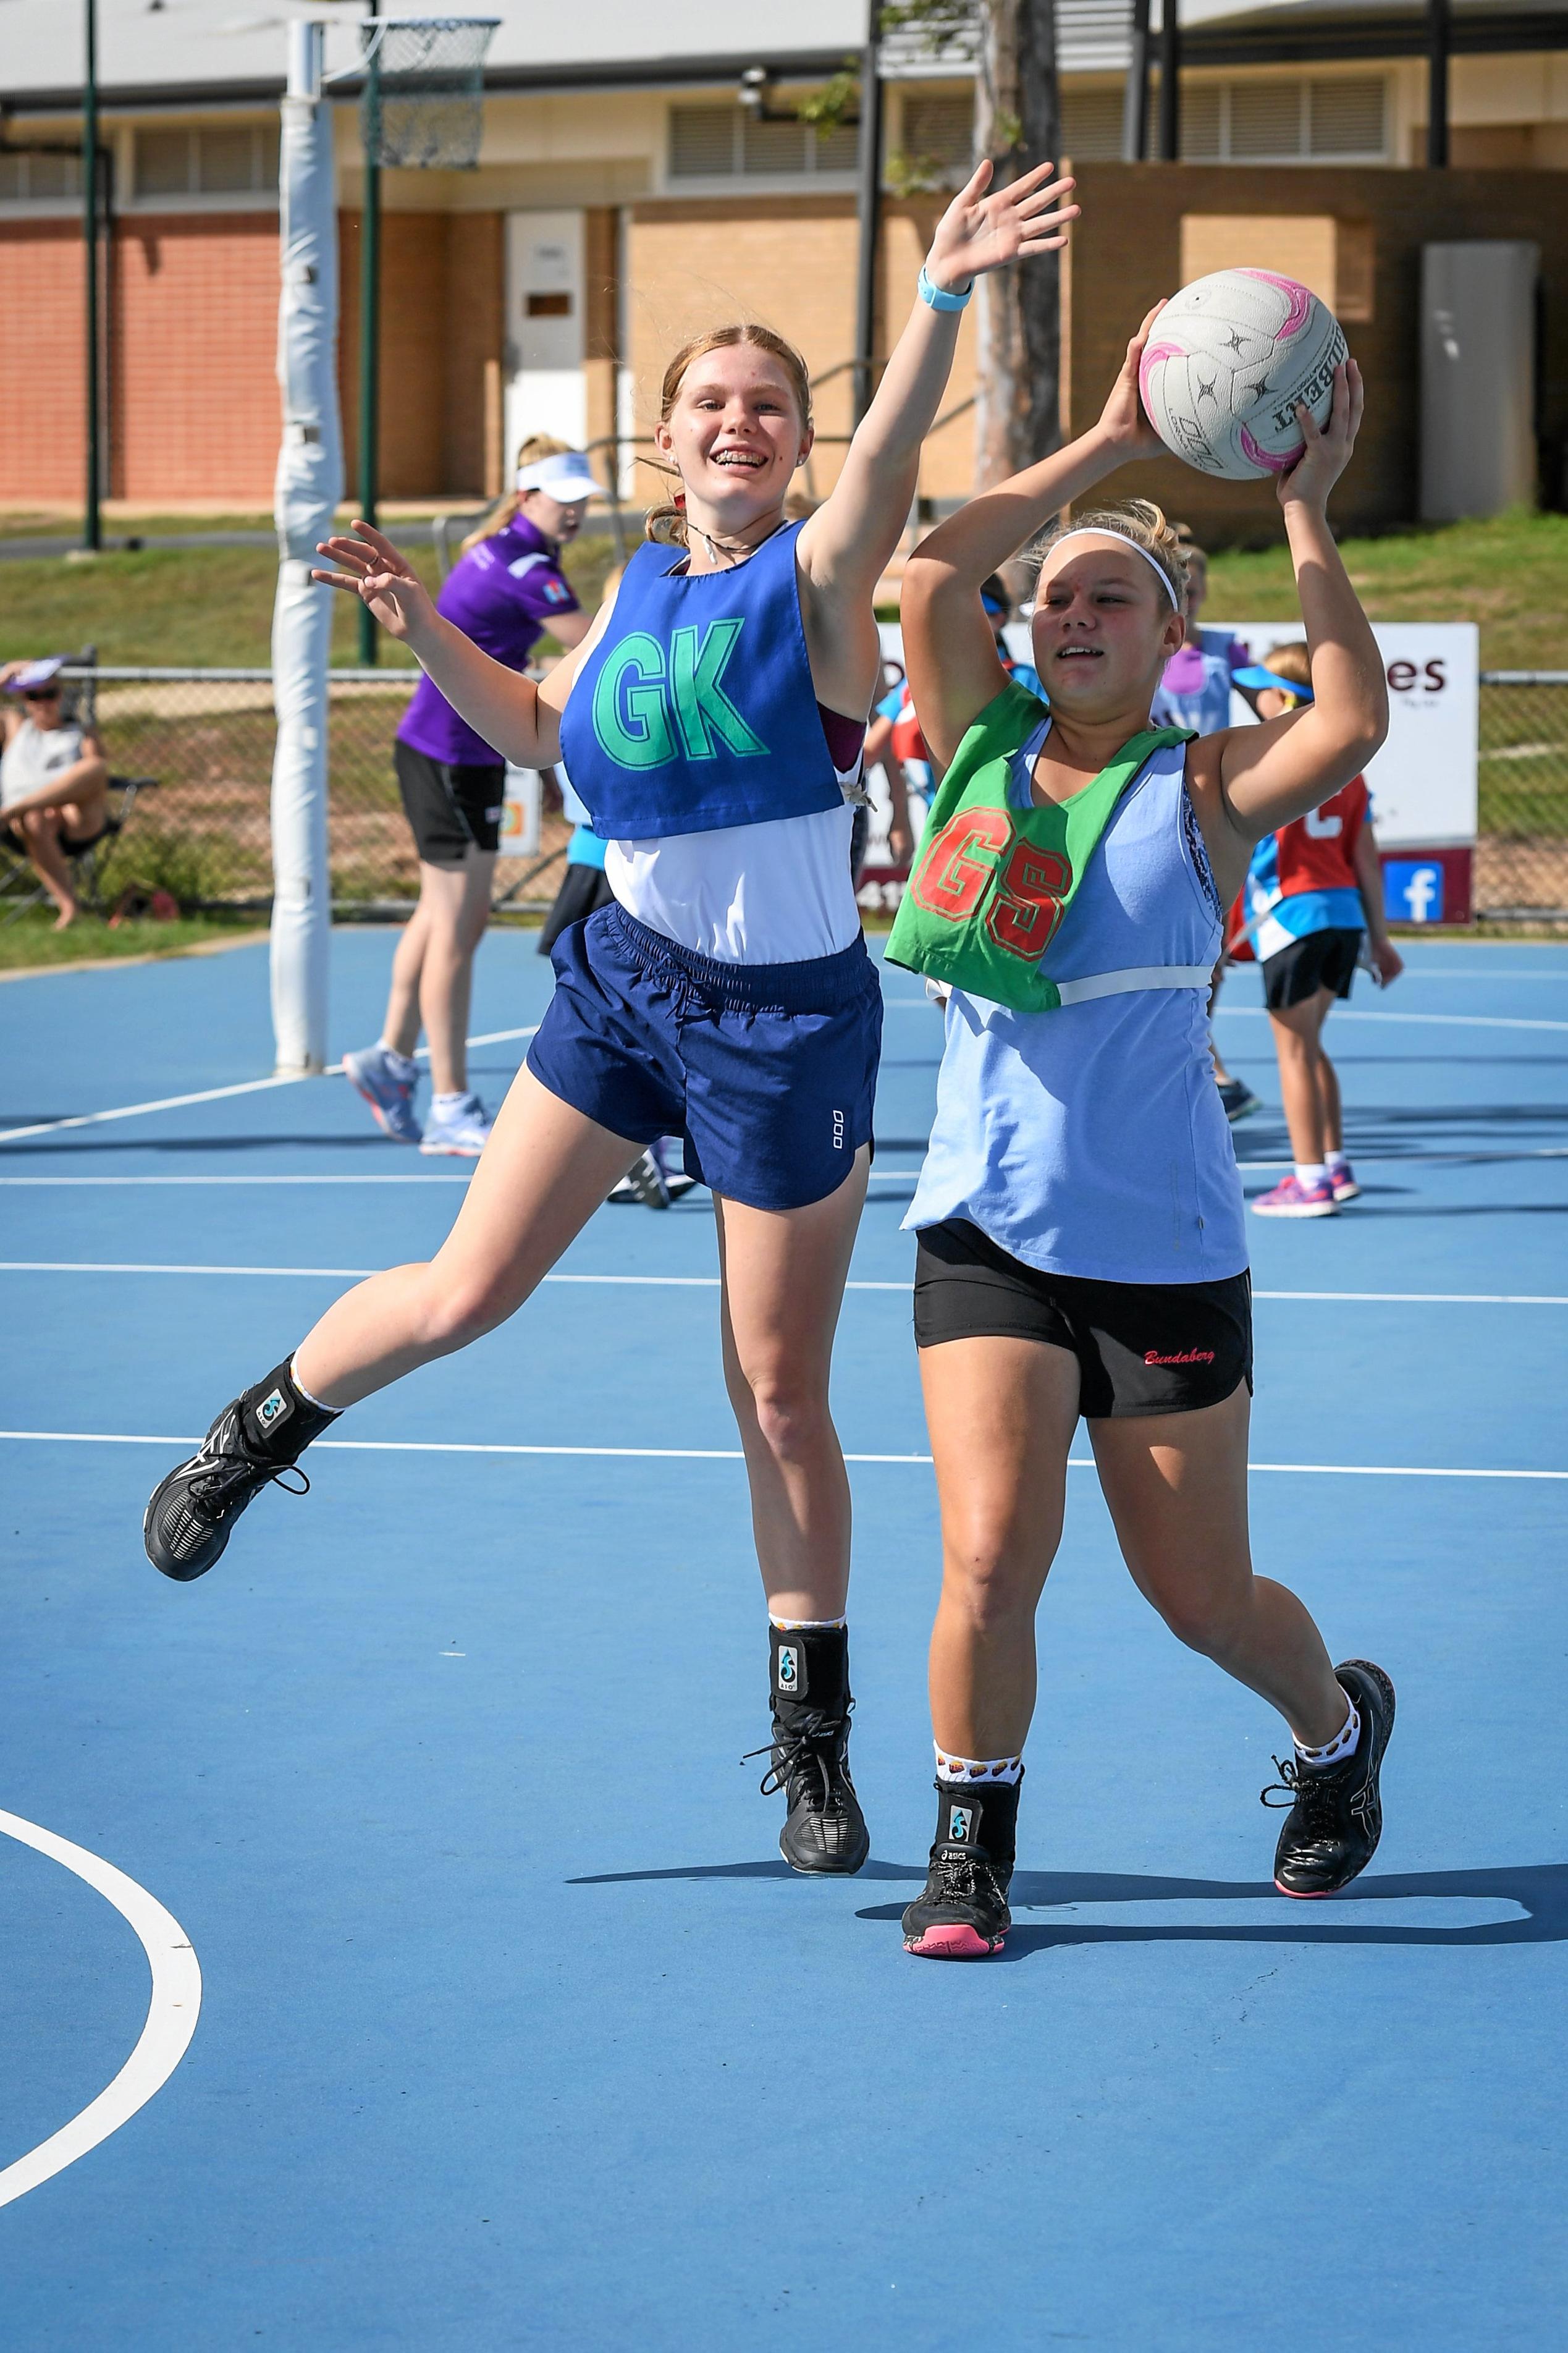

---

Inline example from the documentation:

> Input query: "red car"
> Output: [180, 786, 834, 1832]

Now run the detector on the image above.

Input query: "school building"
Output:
[4, 0, 1567, 534]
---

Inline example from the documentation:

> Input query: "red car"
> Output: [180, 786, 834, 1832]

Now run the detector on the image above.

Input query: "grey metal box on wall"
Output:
[1420, 241, 1538, 523]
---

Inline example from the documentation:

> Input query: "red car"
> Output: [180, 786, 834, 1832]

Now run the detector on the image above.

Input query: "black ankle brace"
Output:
[239, 1358, 340, 1463]
[769, 1620, 850, 1720]
[933, 1771, 1022, 1871]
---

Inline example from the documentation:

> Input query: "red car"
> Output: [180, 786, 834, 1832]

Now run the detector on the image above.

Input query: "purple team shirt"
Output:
[397, 514, 580, 767]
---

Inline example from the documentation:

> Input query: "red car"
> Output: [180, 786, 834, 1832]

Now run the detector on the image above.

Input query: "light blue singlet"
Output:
[904, 735, 1248, 1285]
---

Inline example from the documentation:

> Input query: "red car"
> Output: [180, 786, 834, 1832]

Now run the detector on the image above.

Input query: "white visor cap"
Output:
[516, 451, 605, 502]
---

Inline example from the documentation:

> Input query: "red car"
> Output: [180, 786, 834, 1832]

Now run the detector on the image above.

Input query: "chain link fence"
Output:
[59, 665, 1568, 924]
[61, 667, 571, 917]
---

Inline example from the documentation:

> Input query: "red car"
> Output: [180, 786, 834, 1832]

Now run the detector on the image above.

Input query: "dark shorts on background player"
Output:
[913, 1217, 1252, 1417]
[394, 740, 504, 866]
[537, 860, 615, 956]
[527, 902, 882, 1213]
[1262, 926, 1362, 1010]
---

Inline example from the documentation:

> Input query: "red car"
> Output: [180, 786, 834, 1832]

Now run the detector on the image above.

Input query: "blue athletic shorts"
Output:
[526, 902, 882, 1212]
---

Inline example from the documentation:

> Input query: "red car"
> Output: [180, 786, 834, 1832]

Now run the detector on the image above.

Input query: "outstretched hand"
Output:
[1096, 302, 1168, 459]
[1277, 360, 1362, 513]
[925, 156, 1079, 295]
[310, 522, 435, 642]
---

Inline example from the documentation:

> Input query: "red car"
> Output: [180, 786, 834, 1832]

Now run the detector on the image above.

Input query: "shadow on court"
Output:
[570, 1857, 1568, 1950]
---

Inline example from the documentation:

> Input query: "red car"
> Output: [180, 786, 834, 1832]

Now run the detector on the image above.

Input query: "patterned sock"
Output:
[934, 1745, 1024, 1788]
[770, 1615, 848, 1633]
[1295, 1699, 1360, 1772]
[287, 1355, 339, 1415]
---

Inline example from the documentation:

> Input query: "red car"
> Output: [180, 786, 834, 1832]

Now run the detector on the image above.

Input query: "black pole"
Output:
[1427, 0, 1451, 168]
[83, 0, 101, 552]
[1157, 0, 1180, 163]
[852, 6, 884, 429]
[358, 17, 381, 663]
[1123, 0, 1151, 164]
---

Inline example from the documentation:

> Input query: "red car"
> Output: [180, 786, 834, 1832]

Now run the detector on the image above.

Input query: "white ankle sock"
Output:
[377, 1040, 417, 1079]
[1325, 1149, 1348, 1175]
[432, 1090, 469, 1112]
[770, 1615, 846, 1632]
[1295, 1700, 1360, 1772]
[1296, 1162, 1328, 1190]
[934, 1745, 1024, 1788]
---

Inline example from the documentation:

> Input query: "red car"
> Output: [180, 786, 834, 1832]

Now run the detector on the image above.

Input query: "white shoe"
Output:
[419, 1092, 492, 1157]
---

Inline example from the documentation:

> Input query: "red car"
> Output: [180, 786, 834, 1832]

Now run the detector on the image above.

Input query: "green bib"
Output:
[884, 683, 1194, 1015]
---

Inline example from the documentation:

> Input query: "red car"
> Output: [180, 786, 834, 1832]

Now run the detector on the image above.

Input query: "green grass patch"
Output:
[0, 906, 264, 972]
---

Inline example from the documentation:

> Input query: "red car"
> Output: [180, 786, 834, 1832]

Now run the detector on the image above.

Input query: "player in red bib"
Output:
[1232, 643, 1403, 1217]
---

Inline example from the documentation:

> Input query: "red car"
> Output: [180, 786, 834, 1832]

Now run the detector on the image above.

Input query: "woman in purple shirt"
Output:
[343, 437, 601, 1155]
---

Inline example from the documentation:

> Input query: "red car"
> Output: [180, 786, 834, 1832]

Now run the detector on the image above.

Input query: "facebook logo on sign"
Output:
[1384, 861, 1444, 924]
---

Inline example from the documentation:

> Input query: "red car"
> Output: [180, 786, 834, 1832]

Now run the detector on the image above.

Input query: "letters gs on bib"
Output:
[559, 521, 846, 840]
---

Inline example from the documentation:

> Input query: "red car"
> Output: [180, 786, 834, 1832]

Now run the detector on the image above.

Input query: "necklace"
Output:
[685, 515, 790, 570]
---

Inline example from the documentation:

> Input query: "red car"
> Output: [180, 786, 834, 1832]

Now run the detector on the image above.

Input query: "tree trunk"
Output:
[974, 0, 1061, 489]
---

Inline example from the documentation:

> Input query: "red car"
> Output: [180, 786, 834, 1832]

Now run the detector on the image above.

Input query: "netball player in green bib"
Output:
[891, 314, 1397, 1956]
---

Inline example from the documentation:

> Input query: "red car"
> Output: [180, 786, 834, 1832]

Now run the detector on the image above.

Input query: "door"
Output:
[504, 210, 586, 468]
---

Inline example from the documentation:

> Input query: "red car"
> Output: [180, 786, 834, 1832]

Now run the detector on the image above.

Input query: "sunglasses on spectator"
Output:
[23, 685, 62, 701]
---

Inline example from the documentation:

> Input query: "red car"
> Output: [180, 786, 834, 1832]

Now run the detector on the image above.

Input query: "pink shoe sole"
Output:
[1275, 1880, 1332, 1899]
[903, 1924, 1005, 1959]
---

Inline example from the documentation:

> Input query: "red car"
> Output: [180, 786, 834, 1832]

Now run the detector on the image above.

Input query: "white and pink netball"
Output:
[1139, 270, 1348, 482]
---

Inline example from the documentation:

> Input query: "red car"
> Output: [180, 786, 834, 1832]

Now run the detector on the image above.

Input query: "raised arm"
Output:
[797, 159, 1077, 617]
[901, 308, 1165, 765]
[1189, 365, 1388, 883]
[311, 523, 614, 766]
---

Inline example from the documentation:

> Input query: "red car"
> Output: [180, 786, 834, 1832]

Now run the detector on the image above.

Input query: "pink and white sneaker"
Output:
[1327, 1161, 1360, 1202]
[1251, 1173, 1338, 1219]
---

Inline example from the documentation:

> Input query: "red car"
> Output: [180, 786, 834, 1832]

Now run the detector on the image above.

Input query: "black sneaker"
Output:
[1263, 1660, 1395, 1897]
[746, 1621, 869, 1874]
[1218, 1077, 1262, 1124]
[143, 1361, 335, 1582]
[755, 1704, 870, 1874]
[903, 1778, 1020, 1959]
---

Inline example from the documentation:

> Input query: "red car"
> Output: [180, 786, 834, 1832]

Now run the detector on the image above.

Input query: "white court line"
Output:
[2, 1429, 1563, 1479]
[0, 1809, 201, 2209]
[4, 1261, 1567, 1307]
[0, 1025, 538, 1147]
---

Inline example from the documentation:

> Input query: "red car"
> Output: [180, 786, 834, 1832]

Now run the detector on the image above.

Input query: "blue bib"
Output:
[558, 520, 844, 840]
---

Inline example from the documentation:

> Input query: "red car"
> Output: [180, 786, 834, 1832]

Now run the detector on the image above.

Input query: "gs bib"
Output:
[885, 682, 1195, 1013]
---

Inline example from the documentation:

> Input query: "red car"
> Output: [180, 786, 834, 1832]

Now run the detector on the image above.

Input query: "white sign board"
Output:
[1228, 622, 1478, 850]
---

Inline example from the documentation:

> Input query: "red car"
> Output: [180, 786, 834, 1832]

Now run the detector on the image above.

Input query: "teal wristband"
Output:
[917, 264, 972, 313]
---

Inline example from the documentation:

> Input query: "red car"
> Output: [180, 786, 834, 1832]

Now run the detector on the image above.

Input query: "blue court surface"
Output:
[2, 930, 1566, 2350]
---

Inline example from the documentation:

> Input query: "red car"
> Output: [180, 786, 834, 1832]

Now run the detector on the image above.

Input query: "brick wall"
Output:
[0, 220, 87, 502]
[113, 214, 280, 501]
[1064, 163, 1568, 541]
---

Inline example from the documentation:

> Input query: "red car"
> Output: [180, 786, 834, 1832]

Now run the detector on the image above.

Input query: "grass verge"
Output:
[0, 907, 264, 974]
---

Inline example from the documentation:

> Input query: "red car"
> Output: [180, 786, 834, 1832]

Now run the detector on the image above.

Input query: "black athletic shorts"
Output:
[394, 740, 505, 866]
[1262, 926, 1361, 1010]
[913, 1218, 1252, 1419]
[537, 860, 614, 955]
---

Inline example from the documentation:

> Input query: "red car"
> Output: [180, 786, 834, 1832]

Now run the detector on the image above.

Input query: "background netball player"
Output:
[890, 312, 1395, 1958]
[342, 438, 602, 1155]
[143, 158, 1079, 1878]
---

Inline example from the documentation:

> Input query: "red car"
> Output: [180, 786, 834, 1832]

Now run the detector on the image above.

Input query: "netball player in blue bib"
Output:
[892, 315, 1396, 1956]
[142, 160, 1079, 1878]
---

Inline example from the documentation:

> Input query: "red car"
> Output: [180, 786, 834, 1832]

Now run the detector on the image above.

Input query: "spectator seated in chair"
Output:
[1, 656, 110, 929]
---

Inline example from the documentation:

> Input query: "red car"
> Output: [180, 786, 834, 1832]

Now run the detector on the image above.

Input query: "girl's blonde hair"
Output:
[460, 434, 575, 558]
[1034, 499, 1189, 612]
[643, 324, 813, 548]
[1262, 639, 1312, 690]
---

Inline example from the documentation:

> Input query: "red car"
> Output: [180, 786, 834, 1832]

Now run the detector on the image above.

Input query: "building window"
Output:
[1061, 88, 1126, 159]
[134, 124, 280, 200]
[668, 103, 859, 182]
[1182, 79, 1387, 164]
[0, 148, 83, 201]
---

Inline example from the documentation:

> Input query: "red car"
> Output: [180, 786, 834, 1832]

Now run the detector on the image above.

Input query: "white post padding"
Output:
[269, 22, 344, 1075]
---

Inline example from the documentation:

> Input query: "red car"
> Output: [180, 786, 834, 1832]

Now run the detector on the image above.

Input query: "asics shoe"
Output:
[143, 1366, 334, 1582]
[1217, 1078, 1262, 1124]
[342, 1044, 423, 1145]
[903, 1778, 1021, 1959]
[1264, 1660, 1396, 1897]
[1328, 1160, 1361, 1202]
[1252, 1173, 1337, 1219]
[419, 1092, 492, 1157]
[609, 1147, 671, 1207]
[753, 1703, 870, 1874]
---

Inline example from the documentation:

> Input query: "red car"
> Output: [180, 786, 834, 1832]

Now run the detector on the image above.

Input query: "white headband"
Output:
[1043, 528, 1179, 609]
